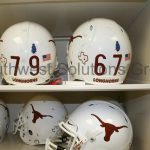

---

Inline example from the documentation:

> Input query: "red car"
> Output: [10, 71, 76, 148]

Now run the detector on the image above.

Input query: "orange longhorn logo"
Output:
[91, 114, 128, 142]
[31, 104, 53, 123]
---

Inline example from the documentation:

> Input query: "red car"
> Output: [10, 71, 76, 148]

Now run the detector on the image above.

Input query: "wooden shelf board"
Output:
[0, 0, 147, 5]
[1, 134, 44, 150]
[0, 84, 149, 92]
[1, 134, 135, 150]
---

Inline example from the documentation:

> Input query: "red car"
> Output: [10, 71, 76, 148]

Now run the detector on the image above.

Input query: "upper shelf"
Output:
[0, 84, 150, 92]
[0, 0, 147, 4]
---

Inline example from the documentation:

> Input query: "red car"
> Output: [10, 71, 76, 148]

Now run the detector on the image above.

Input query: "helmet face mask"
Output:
[46, 100, 133, 150]
[67, 18, 132, 84]
[13, 111, 24, 134]
[46, 122, 81, 150]
[0, 21, 57, 85]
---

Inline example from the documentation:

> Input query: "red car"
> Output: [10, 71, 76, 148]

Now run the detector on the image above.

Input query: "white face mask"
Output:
[46, 122, 80, 150]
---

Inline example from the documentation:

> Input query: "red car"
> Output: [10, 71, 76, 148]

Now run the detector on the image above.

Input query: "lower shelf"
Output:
[1, 134, 44, 150]
[2, 134, 135, 150]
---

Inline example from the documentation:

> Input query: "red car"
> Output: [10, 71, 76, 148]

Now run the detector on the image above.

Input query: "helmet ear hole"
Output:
[28, 130, 33, 135]
[90, 137, 96, 142]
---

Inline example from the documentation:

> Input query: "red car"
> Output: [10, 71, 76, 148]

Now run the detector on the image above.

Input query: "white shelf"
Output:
[2, 134, 135, 150]
[0, 84, 149, 92]
[1, 134, 44, 150]
[0, 0, 147, 4]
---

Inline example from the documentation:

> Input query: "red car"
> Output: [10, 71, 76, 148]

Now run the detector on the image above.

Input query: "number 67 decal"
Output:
[94, 54, 122, 76]
[11, 56, 39, 76]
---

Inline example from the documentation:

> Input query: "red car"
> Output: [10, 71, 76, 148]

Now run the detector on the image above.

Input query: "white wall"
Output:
[126, 92, 150, 150]
[127, 0, 150, 83]
[126, 3, 150, 147]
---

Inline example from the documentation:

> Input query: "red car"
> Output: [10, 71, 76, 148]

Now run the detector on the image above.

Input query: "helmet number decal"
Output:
[11, 56, 20, 76]
[113, 54, 122, 75]
[95, 54, 122, 76]
[95, 54, 106, 76]
[29, 56, 39, 76]
[11, 56, 39, 76]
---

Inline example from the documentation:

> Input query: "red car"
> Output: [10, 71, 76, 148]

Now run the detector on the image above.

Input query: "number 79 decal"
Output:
[11, 56, 39, 76]
[94, 54, 122, 76]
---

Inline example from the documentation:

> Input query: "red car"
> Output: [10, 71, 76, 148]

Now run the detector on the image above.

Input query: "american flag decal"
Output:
[43, 54, 51, 61]
[125, 53, 131, 61]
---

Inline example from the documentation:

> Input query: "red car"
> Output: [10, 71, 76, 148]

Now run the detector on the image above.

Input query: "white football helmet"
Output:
[67, 18, 132, 84]
[0, 21, 57, 85]
[46, 100, 133, 150]
[13, 95, 67, 145]
[0, 100, 9, 142]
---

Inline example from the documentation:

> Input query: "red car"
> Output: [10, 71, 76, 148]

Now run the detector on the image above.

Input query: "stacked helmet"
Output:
[46, 100, 133, 150]
[13, 95, 67, 145]
[67, 18, 132, 84]
[0, 21, 57, 85]
[0, 100, 9, 142]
